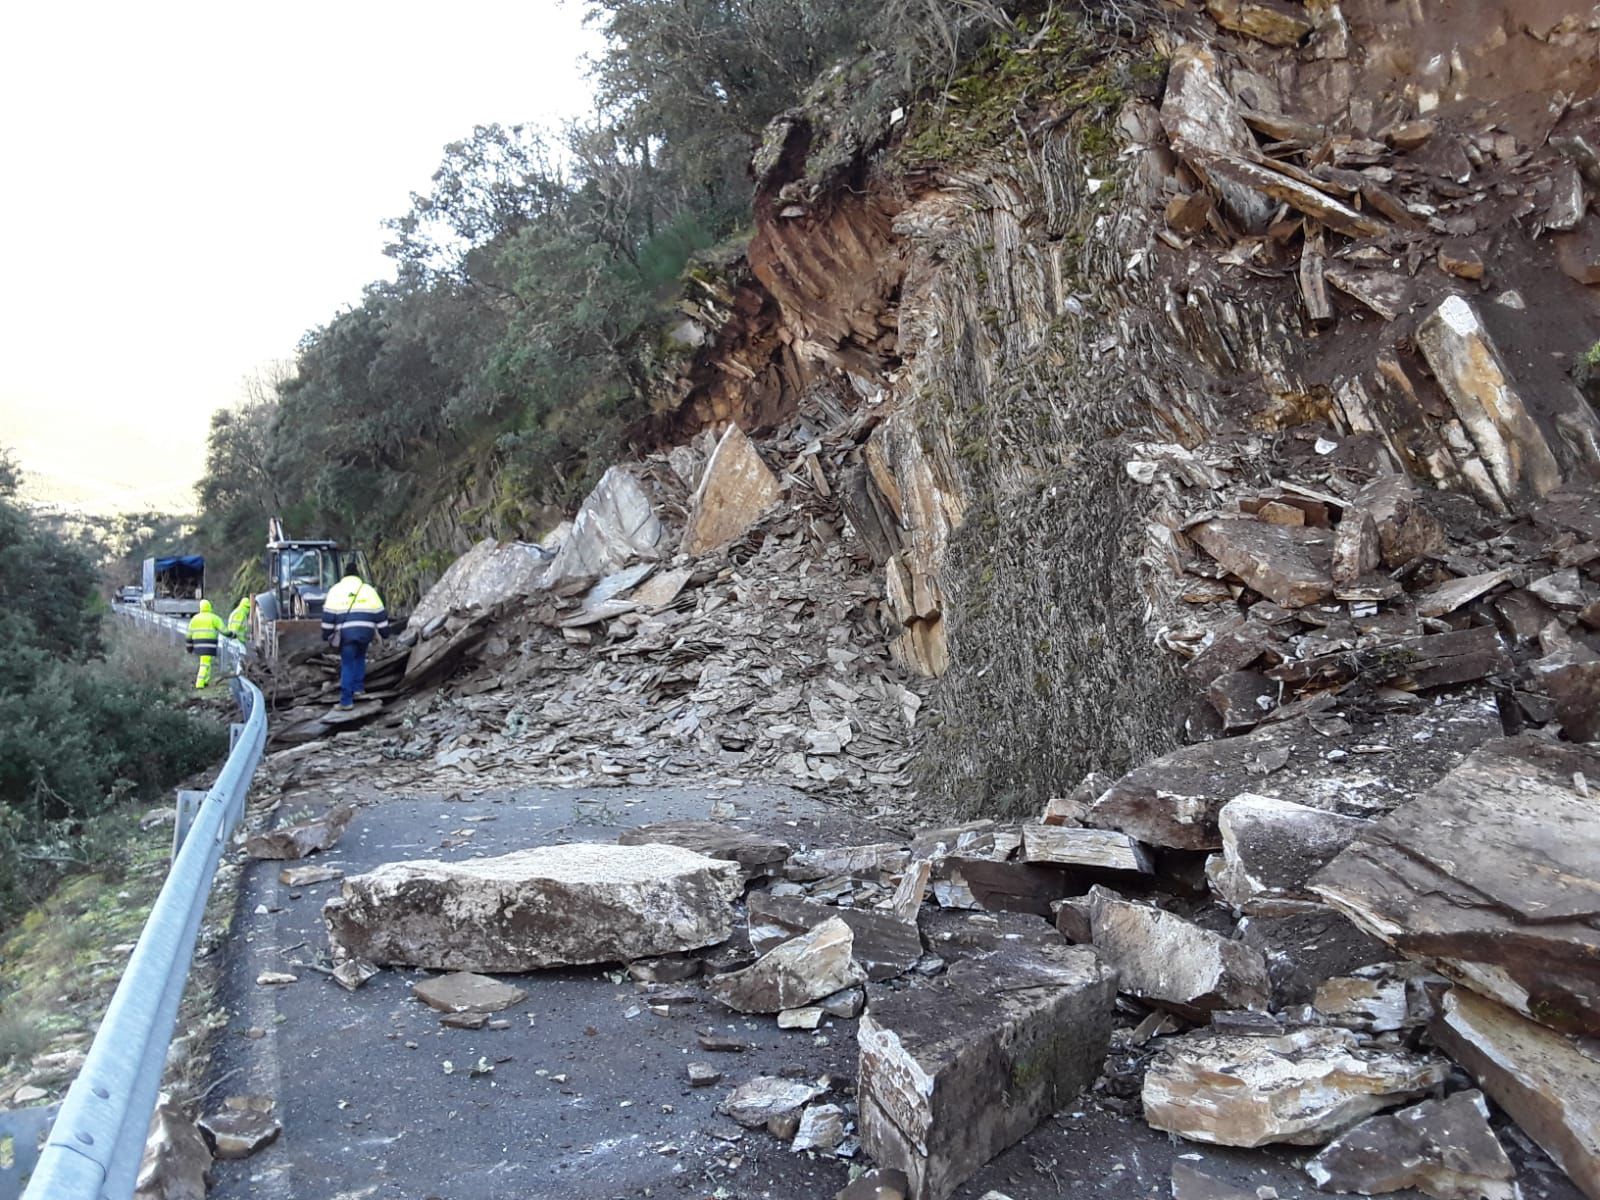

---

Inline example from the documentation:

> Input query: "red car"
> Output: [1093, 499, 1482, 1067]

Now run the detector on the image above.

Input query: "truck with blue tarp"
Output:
[141, 554, 205, 615]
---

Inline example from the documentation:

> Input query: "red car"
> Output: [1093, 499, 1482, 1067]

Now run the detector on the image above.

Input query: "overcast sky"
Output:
[1, 0, 599, 514]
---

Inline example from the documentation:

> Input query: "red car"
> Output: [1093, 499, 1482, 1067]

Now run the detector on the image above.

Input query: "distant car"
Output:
[118, 585, 141, 604]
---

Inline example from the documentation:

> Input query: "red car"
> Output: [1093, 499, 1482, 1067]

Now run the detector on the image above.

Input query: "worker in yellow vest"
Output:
[226, 595, 252, 641]
[185, 600, 226, 689]
[320, 574, 389, 710]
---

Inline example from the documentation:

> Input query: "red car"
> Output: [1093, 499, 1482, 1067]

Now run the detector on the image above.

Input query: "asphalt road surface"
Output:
[206, 782, 1583, 1200]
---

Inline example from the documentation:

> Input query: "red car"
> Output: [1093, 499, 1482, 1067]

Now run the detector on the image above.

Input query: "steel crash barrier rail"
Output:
[18, 607, 265, 1199]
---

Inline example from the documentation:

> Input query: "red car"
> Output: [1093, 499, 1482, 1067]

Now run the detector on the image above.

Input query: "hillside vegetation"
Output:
[193, 0, 1021, 601]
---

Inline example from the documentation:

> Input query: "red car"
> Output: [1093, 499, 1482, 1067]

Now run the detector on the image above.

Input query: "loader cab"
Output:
[265, 540, 372, 619]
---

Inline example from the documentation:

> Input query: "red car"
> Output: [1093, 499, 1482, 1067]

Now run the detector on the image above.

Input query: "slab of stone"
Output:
[1207, 794, 1370, 914]
[909, 821, 997, 859]
[1086, 886, 1268, 1018]
[278, 864, 343, 886]
[792, 1103, 847, 1154]
[1306, 1090, 1515, 1200]
[1325, 266, 1414, 322]
[786, 843, 910, 882]
[137, 1095, 212, 1200]
[245, 805, 354, 860]
[1416, 296, 1563, 508]
[885, 859, 931, 922]
[1529, 568, 1592, 610]
[748, 892, 921, 982]
[1331, 510, 1382, 586]
[1238, 907, 1396, 1009]
[938, 858, 1071, 918]
[1203, 0, 1312, 45]
[618, 819, 791, 881]
[1160, 45, 1277, 231]
[1143, 1026, 1448, 1148]
[1312, 966, 1416, 1034]
[198, 1096, 280, 1160]
[820, 985, 866, 1019]
[1415, 570, 1514, 618]
[412, 971, 526, 1014]
[1431, 988, 1600, 1200]
[1311, 736, 1600, 1036]
[1020, 826, 1153, 874]
[324, 843, 742, 971]
[718, 1076, 825, 1128]
[709, 917, 866, 1013]
[1189, 518, 1335, 608]
[1533, 647, 1600, 742]
[331, 958, 378, 992]
[778, 1006, 825, 1030]
[682, 423, 782, 557]
[1200, 152, 1389, 239]
[858, 942, 1115, 1200]
[540, 465, 665, 597]
[1207, 670, 1278, 731]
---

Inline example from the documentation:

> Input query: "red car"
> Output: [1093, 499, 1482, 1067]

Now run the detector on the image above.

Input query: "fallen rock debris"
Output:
[1305, 1090, 1518, 1200]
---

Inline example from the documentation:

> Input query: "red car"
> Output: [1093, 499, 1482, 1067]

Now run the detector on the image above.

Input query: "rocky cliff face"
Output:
[645, 0, 1600, 813]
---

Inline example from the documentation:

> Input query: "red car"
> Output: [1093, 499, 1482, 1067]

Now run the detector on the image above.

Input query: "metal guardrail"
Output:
[20, 607, 265, 1199]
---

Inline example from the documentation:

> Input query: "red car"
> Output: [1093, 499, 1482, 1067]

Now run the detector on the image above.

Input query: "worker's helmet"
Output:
[199, 599, 214, 613]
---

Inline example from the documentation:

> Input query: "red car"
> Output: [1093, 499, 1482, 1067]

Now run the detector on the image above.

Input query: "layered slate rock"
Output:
[1086, 886, 1269, 1018]
[858, 942, 1115, 1200]
[540, 466, 666, 597]
[324, 843, 742, 971]
[1189, 518, 1335, 608]
[1305, 1090, 1517, 1200]
[1415, 297, 1563, 510]
[709, 917, 867, 1013]
[1020, 826, 1154, 874]
[1431, 989, 1600, 1200]
[1207, 794, 1370, 914]
[1312, 736, 1600, 1037]
[747, 892, 921, 982]
[681, 423, 782, 557]
[412, 971, 526, 1014]
[786, 843, 910, 881]
[618, 819, 791, 882]
[1143, 1026, 1447, 1148]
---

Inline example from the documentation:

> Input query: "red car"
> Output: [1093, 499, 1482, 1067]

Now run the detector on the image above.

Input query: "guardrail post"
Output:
[170, 790, 206, 863]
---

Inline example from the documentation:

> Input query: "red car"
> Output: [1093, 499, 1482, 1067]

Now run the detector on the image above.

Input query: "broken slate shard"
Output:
[1086, 886, 1270, 1017]
[618, 820, 791, 882]
[792, 1103, 848, 1154]
[681, 423, 782, 557]
[1207, 794, 1370, 914]
[1305, 1090, 1516, 1200]
[1311, 736, 1600, 1037]
[1189, 517, 1335, 608]
[1143, 1026, 1447, 1147]
[245, 804, 354, 860]
[858, 942, 1115, 1200]
[137, 1093, 213, 1200]
[1020, 825, 1154, 873]
[324, 843, 742, 971]
[1431, 988, 1600, 1200]
[198, 1096, 280, 1161]
[748, 892, 922, 982]
[718, 1076, 825, 1128]
[709, 916, 867, 1013]
[412, 971, 527, 1014]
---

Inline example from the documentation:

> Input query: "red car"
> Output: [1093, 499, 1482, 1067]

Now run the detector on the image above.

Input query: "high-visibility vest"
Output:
[227, 598, 251, 638]
[321, 577, 389, 644]
[186, 610, 225, 655]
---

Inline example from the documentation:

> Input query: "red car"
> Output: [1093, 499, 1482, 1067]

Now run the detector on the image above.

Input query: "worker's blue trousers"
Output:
[339, 636, 371, 706]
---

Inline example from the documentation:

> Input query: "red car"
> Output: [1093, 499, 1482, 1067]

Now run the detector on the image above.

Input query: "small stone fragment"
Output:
[245, 805, 355, 861]
[778, 1006, 825, 1030]
[412, 971, 527, 1014]
[278, 865, 343, 887]
[331, 958, 378, 992]
[710, 917, 867, 1013]
[255, 971, 296, 987]
[440, 1012, 487, 1030]
[718, 1076, 824, 1128]
[198, 1096, 281, 1160]
[1305, 1090, 1516, 1200]
[136, 1094, 212, 1200]
[820, 985, 866, 1019]
[697, 1032, 750, 1053]
[792, 1103, 847, 1154]
[687, 1062, 722, 1088]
